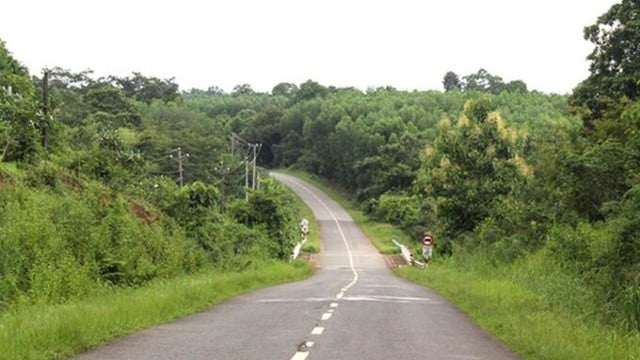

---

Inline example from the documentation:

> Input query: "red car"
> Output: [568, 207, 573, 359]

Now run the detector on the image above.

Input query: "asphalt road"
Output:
[75, 173, 519, 360]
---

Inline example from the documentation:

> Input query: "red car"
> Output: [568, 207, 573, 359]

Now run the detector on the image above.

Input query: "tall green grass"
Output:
[397, 258, 640, 360]
[0, 261, 312, 360]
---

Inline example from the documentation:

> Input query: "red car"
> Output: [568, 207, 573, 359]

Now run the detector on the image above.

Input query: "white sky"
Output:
[0, 0, 619, 94]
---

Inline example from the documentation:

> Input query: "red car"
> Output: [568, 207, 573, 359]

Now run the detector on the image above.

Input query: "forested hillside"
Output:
[1, 0, 638, 335]
[0, 41, 300, 309]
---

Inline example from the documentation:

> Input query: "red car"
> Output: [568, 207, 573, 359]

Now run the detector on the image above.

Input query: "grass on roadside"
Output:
[397, 262, 640, 360]
[0, 261, 313, 360]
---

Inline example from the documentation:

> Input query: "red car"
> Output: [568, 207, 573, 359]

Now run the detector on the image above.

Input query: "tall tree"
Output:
[442, 71, 463, 92]
[293, 80, 327, 103]
[232, 84, 255, 96]
[504, 80, 528, 93]
[416, 97, 527, 238]
[272, 82, 298, 97]
[463, 68, 505, 94]
[570, 0, 640, 126]
[84, 84, 141, 127]
[564, 0, 640, 217]
[110, 72, 180, 104]
[0, 39, 39, 161]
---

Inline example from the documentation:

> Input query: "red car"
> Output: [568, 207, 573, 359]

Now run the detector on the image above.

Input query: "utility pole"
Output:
[245, 155, 249, 201]
[41, 69, 50, 149]
[251, 143, 257, 190]
[249, 143, 262, 190]
[167, 147, 188, 187]
[177, 147, 184, 187]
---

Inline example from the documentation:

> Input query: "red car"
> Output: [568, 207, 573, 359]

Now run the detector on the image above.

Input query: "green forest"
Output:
[1, 0, 639, 347]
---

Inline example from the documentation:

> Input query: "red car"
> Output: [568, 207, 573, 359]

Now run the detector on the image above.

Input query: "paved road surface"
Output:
[75, 173, 519, 360]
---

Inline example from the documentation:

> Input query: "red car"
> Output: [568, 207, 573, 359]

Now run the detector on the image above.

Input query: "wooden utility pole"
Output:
[249, 143, 262, 190]
[41, 69, 50, 149]
[251, 143, 257, 190]
[177, 147, 184, 187]
[167, 146, 187, 187]
[245, 155, 249, 201]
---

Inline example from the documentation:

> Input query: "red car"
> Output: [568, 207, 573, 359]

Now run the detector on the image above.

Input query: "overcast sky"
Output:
[0, 0, 619, 94]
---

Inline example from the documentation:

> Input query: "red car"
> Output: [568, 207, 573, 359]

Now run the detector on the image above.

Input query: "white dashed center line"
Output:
[291, 352, 309, 360]
[281, 175, 360, 360]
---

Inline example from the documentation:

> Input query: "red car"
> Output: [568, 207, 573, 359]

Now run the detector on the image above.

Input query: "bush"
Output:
[198, 219, 272, 270]
[228, 179, 298, 260]
[372, 193, 434, 238]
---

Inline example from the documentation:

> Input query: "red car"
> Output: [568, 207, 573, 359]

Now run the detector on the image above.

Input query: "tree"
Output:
[42, 67, 94, 90]
[504, 80, 528, 93]
[415, 98, 527, 238]
[232, 84, 254, 96]
[564, 0, 640, 216]
[240, 105, 284, 167]
[570, 0, 640, 126]
[206, 86, 224, 95]
[442, 71, 463, 92]
[0, 39, 39, 161]
[84, 84, 141, 127]
[293, 80, 327, 103]
[30, 68, 95, 128]
[272, 82, 298, 97]
[0, 39, 28, 77]
[463, 69, 505, 94]
[110, 72, 180, 104]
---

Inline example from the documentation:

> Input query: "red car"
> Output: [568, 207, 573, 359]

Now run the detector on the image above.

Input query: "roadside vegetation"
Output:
[397, 256, 640, 360]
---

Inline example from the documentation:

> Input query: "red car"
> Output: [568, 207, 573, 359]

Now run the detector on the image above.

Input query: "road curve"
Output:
[75, 173, 519, 360]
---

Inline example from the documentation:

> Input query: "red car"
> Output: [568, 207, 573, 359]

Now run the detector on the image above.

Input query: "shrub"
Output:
[228, 179, 297, 260]
[374, 193, 418, 226]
